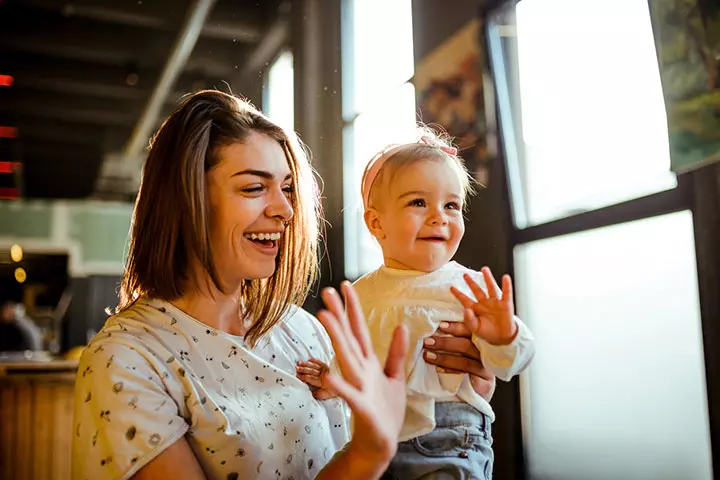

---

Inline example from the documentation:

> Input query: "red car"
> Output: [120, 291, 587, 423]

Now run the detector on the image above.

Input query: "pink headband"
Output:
[361, 135, 458, 208]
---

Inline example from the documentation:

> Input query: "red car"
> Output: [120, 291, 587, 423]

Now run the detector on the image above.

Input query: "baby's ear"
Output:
[363, 208, 385, 240]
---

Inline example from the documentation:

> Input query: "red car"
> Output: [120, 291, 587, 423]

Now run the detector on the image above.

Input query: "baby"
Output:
[298, 130, 535, 479]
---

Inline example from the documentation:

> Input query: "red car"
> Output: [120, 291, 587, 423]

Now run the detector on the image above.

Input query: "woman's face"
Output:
[206, 132, 294, 289]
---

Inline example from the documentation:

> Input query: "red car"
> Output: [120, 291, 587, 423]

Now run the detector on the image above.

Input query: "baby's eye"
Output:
[408, 198, 426, 207]
[445, 201, 461, 210]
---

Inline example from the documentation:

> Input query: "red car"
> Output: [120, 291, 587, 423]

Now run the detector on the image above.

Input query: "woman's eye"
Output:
[408, 198, 426, 207]
[242, 186, 265, 194]
[282, 185, 294, 197]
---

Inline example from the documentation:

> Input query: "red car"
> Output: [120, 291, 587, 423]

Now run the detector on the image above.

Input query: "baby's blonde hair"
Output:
[361, 127, 476, 210]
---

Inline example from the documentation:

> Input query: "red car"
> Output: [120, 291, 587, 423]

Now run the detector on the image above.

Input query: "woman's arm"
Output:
[313, 282, 409, 480]
[132, 437, 206, 480]
[317, 442, 394, 480]
[72, 340, 195, 480]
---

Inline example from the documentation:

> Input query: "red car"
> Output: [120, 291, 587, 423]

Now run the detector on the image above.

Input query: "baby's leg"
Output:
[382, 403, 493, 480]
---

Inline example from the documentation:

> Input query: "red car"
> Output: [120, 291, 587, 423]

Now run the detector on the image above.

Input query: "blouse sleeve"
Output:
[71, 339, 189, 480]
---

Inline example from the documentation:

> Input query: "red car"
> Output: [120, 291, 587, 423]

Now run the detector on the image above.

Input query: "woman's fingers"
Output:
[423, 333, 482, 360]
[435, 320, 472, 338]
[321, 288, 353, 338]
[322, 287, 366, 362]
[324, 374, 367, 416]
[316, 308, 363, 387]
[384, 323, 409, 379]
[423, 350, 486, 377]
[341, 281, 373, 358]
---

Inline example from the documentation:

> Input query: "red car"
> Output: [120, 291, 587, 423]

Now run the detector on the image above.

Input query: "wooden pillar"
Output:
[290, 0, 345, 310]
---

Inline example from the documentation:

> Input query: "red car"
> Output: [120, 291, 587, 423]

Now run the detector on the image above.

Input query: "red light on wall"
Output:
[0, 187, 19, 199]
[0, 126, 18, 138]
[0, 162, 20, 174]
[0, 75, 14, 87]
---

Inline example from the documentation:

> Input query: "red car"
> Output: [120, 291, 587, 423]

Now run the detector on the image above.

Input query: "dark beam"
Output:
[18, 123, 131, 152]
[18, 0, 264, 42]
[0, 12, 175, 68]
[0, 7, 251, 77]
[16, 122, 105, 146]
[125, 0, 217, 157]
[0, 90, 139, 127]
[22, 164, 101, 198]
[2, 51, 229, 101]
[19, 142, 103, 165]
[4, 115, 131, 150]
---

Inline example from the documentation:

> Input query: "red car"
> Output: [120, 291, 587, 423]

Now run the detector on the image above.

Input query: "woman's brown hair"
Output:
[117, 90, 320, 348]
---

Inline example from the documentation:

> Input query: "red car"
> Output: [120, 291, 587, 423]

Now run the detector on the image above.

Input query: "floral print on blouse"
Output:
[71, 297, 350, 480]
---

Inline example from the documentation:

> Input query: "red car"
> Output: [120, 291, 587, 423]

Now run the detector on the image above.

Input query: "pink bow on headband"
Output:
[419, 135, 458, 156]
[361, 136, 458, 208]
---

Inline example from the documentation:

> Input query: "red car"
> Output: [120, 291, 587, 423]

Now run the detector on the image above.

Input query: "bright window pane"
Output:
[348, 0, 414, 116]
[265, 51, 294, 132]
[343, 83, 417, 279]
[514, 211, 712, 480]
[491, 0, 677, 227]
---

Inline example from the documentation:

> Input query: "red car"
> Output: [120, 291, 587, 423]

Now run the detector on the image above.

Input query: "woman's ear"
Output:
[363, 208, 386, 240]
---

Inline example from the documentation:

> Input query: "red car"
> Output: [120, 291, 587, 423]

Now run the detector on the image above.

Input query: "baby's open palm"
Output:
[450, 267, 518, 346]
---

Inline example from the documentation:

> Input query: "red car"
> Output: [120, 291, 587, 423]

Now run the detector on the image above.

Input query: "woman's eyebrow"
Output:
[231, 170, 292, 181]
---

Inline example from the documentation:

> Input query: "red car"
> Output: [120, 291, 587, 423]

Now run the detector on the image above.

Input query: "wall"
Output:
[0, 199, 132, 350]
[0, 199, 132, 276]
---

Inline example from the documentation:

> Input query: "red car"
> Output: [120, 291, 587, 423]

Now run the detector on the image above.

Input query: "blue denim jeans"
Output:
[382, 402, 493, 480]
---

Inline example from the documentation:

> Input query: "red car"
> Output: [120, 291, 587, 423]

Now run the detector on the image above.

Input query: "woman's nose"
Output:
[267, 188, 294, 223]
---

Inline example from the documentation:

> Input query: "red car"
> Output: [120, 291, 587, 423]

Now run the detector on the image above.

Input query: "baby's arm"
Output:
[473, 316, 535, 381]
[296, 358, 340, 400]
[451, 267, 535, 381]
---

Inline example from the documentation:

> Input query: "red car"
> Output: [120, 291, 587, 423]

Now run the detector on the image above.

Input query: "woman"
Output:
[72, 90, 495, 480]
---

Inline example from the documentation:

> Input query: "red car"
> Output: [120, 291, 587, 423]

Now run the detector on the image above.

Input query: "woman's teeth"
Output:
[244, 232, 281, 241]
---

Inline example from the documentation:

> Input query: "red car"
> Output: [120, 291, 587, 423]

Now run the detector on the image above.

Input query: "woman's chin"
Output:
[242, 264, 277, 281]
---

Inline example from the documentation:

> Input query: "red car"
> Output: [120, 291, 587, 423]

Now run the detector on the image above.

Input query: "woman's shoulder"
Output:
[80, 298, 187, 376]
[279, 304, 326, 339]
[274, 304, 335, 359]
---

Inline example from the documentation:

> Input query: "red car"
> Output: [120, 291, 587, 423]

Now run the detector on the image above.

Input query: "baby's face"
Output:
[374, 160, 465, 272]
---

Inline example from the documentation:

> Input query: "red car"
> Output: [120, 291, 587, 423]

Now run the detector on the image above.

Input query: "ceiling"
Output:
[0, 0, 288, 201]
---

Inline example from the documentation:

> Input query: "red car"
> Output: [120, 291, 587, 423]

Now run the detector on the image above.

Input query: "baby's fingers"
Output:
[450, 286, 476, 309]
[307, 358, 330, 371]
[296, 362, 323, 375]
[297, 373, 324, 388]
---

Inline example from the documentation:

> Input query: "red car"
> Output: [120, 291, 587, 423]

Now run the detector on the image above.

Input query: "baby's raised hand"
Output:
[450, 267, 518, 346]
[296, 358, 339, 400]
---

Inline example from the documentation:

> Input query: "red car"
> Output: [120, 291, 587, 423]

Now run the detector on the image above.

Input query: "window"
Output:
[489, 0, 677, 228]
[264, 50, 294, 133]
[341, 0, 416, 279]
[515, 211, 712, 479]
[487, 1, 712, 478]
